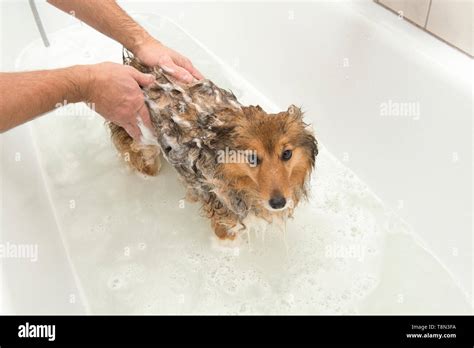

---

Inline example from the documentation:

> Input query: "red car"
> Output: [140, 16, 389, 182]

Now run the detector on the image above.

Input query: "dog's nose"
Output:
[269, 195, 286, 209]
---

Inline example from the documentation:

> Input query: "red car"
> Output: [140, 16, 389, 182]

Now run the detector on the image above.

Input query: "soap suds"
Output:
[136, 116, 158, 146]
[18, 20, 472, 315]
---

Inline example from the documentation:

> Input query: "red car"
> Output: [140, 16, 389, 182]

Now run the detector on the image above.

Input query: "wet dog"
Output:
[109, 53, 318, 240]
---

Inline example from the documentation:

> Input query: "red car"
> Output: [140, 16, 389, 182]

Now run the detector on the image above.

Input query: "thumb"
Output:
[129, 68, 155, 87]
[123, 123, 141, 141]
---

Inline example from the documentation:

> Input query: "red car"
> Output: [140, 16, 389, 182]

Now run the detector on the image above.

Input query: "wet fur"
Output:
[109, 53, 318, 239]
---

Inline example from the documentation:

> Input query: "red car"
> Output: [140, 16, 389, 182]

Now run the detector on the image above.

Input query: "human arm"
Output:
[47, 0, 203, 83]
[0, 63, 155, 139]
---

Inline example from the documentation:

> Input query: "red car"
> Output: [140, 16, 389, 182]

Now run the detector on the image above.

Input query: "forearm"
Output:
[47, 0, 153, 54]
[0, 66, 89, 132]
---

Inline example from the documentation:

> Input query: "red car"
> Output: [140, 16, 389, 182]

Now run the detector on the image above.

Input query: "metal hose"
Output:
[28, 0, 50, 47]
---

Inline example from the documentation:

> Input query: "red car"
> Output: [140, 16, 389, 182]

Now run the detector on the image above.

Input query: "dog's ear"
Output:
[287, 105, 318, 165]
[287, 104, 303, 120]
[243, 105, 264, 118]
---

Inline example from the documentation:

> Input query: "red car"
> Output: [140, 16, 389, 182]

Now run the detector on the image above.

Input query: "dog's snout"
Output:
[269, 194, 286, 210]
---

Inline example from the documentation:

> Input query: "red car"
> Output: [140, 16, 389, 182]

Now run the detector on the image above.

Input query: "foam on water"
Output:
[16, 15, 472, 314]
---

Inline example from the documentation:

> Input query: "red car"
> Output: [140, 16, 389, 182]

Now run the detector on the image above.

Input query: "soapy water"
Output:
[15, 15, 471, 314]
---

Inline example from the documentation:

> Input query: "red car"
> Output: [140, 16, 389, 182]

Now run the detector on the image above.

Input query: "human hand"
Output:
[82, 62, 155, 141]
[133, 37, 204, 83]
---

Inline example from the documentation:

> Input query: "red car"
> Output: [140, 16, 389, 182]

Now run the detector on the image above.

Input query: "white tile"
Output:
[379, 0, 431, 26]
[427, 0, 473, 55]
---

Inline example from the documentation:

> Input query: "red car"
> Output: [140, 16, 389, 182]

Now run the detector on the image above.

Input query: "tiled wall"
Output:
[375, 0, 473, 57]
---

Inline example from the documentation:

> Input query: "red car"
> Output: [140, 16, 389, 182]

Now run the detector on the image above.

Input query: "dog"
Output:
[109, 52, 318, 240]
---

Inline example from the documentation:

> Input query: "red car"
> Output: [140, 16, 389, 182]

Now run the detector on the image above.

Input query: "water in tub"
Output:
[15, 15, 471, 314]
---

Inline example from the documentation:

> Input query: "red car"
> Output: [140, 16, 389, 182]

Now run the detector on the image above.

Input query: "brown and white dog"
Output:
[109, 53, 318, 240]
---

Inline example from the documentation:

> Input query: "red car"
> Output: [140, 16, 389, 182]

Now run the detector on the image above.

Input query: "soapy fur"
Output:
[109, 51, 318, 239]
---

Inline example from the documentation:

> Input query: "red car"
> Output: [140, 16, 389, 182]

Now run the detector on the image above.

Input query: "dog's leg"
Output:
[204, 202, 239, 240]
[185, 188, 200, 203]
[108, 123, 161, 176]
[212, 220, 236, 239]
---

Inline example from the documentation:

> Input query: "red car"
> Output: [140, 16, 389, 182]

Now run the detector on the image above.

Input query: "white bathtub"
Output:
[0, 0, 472, 314]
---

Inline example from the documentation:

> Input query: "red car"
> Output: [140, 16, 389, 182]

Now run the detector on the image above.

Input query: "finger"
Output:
[137, 106, 155, 132]
[160, 60, 194, 83]
[123, 123, 141, 141]
[128, 67, 155, 87]
[189, 65, 204, 80]
[136, 104, 157, 141]
[178, 58, 204, 80]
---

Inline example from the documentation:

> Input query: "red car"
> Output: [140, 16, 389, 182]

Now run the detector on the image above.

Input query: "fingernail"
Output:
[162, 66, 174, 74]
[183, 75, 193, 83]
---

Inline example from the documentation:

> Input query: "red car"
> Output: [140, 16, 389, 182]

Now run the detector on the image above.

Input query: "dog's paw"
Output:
[210, 232, 242, 253]
[128, 143, 162, 176]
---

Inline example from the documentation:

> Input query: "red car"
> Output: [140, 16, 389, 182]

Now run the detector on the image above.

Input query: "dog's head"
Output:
[219, 104, 318, 213]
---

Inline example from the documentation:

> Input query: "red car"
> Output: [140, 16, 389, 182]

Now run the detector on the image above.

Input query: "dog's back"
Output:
[110, 54, 251, 219]
[110, 53, 317, 239]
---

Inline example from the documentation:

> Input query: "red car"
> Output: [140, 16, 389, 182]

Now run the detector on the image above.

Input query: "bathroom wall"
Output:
[376, 0, 473, 56]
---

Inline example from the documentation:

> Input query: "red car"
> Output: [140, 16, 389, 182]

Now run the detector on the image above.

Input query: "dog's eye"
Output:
[281, 149, 292, 161]
[247, 153, 261, 167]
